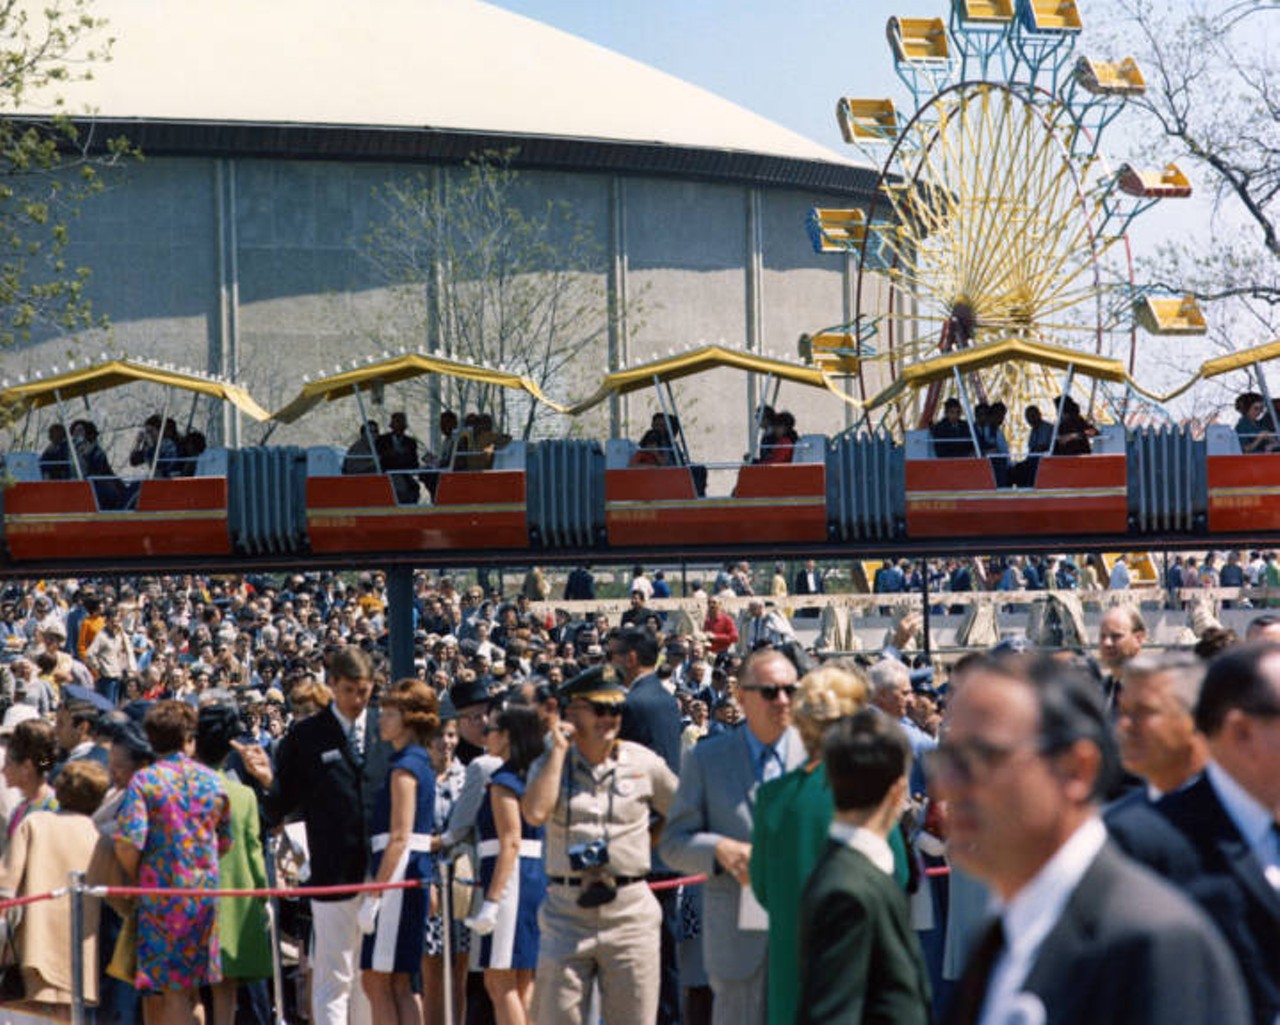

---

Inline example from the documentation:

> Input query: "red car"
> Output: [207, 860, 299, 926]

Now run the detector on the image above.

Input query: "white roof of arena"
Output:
[41, 0, 861, 167]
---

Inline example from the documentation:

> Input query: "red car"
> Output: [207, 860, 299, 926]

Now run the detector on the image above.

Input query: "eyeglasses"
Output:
[459, 710, 488, 724]
[924, 738, 1040, 783]
[581, 701, 622, 717]
[742, 684, 798, 702]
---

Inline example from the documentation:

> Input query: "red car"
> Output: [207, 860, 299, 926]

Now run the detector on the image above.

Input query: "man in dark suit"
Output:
[1149, 644, 1280, 1025]
[793, 559, 823, 619]
[241, 646, 390, 1025]
[939, 654, 1248, 1025]
[612, 624, 683, 1024]
[798, 709, 931, 1025]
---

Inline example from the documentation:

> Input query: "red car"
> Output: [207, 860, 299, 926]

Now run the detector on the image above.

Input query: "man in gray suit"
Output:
[661, 648, 805, 1025]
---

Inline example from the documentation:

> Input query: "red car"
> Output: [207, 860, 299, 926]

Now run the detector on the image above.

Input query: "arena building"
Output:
[14, 0, 882, 464]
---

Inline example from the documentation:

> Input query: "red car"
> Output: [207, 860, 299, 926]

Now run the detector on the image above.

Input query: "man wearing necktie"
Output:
[938, 654, 1247, 1025]
[661, 649, 806, 1025]
[241, 646, 391, 1025]
[1133, 643, 1280, 1025]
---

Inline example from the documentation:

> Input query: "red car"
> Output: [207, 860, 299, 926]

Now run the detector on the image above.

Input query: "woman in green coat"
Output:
[749, 663, 912, 1025]
[197, 705, 273, 1025]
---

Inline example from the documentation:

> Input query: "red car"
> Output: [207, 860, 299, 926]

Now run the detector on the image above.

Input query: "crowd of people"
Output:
[0, 560, 1273, 1025]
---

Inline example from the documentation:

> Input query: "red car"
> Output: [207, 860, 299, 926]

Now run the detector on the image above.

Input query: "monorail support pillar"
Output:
[387, 565, 416, 683]
[920, 564, 931, 659]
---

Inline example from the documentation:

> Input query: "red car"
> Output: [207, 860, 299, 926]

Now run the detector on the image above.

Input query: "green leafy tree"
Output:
[0, 0, 130, 349]
[363, 152, 635, 439]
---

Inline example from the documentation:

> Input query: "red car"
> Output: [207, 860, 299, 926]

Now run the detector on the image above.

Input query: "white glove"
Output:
[465, 899, 501, 936]
[357, 895, 381, 935]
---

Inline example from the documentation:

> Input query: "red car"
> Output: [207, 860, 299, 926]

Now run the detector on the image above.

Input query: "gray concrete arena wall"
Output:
[4, 154, 881, 470]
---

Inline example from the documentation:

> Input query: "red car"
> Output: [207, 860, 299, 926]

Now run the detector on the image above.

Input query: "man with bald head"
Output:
[661, 649, 806, 1025]
[1097, 605, 1145, 712]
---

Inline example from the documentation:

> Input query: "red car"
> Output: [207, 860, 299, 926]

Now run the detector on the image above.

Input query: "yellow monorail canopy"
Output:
[866, 338, 1131, 409]
[0, 358, 270, 421]
[1198, 339, 1280, 380]
[567, 345, 840, 414]
[272, 352, 565, 424]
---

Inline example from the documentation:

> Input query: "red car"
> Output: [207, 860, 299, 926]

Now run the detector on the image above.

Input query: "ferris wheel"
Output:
[805, 0, 1205, 443]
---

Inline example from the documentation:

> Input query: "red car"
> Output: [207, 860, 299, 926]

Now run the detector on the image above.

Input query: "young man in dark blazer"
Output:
[241, 646, 390, 1025]
[797, 709, 931, 1025]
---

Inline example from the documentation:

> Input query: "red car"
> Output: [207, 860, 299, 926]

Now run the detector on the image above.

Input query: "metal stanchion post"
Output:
[441, 858, 454, 1025]
[266, 899, 288, 1025]
[69, 870, 86, 1025]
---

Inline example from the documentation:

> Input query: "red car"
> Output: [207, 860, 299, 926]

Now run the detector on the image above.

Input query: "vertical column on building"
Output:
[607, 175, 630, 440]
[744, 187, 764, 459]
[213, 159, 242, 449]
[424, 166, 445, 447]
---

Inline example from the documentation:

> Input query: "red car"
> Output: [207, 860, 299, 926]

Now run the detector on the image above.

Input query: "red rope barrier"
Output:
[648, 874, 707, 893]
[96, 878, 425, 900]
[91, 867, 944, 900]
[0, 889, 65, 913]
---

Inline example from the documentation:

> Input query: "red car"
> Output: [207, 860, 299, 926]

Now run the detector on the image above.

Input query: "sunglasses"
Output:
[583, 701, 623, 717]
[743, 684, 798, 702]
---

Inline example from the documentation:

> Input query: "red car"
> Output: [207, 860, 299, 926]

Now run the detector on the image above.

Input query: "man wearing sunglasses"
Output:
[939, 655, 1246, 1025]
[523, 664, 679, 1024]
[661, 648, 805, 1025]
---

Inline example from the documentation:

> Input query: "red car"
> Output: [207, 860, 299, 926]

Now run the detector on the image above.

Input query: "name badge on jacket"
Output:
[321, 748, 343, 765]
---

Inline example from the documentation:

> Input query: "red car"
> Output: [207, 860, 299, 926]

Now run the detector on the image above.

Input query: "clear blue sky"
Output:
[492, 0, 907, 152]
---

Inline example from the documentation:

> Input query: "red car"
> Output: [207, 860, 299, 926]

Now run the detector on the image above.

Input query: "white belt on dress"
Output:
[371, 832, 435, 854]
[477, 838, 543, 859]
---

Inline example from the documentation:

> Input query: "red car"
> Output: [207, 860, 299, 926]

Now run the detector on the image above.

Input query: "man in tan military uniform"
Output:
[523, 664, 679, 1025]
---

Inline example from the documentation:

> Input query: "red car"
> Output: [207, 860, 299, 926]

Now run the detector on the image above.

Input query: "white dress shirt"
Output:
[978, 816, 1108, 1025]
[829, 821, 894, 876]
[1205, 761, 1280, 889]
[332, 705, 368, 758]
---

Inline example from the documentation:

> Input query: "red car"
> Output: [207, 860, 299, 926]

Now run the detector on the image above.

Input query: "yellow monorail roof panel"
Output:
[1074, 56, 1146, 95]
[837, 98, 899, 143]
[887, 16, 950, 62]
[956, 0, 1015, 24]
[1134, 295, 1207, 336]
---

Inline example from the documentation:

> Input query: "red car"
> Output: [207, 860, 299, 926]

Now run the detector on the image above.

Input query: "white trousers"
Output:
[311, 895, 373, 1025]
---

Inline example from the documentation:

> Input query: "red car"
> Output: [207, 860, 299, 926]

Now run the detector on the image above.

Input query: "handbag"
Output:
[0, 907, 25, 1003]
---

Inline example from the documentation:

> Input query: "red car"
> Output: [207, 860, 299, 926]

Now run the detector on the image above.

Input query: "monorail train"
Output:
[0, 343, 1273, 570]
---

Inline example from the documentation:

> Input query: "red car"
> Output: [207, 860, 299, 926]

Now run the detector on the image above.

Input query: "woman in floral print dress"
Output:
[116, 700, 231, 1025]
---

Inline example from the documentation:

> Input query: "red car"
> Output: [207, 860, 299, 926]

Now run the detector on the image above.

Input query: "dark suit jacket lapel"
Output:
[1020, 843, 1123, 1024]
[1190, 777, 1280, 920]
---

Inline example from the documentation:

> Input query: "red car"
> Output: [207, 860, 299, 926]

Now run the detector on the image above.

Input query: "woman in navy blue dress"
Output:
[360, 679, 439, 1025]
[465, 704, 546, 1025]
